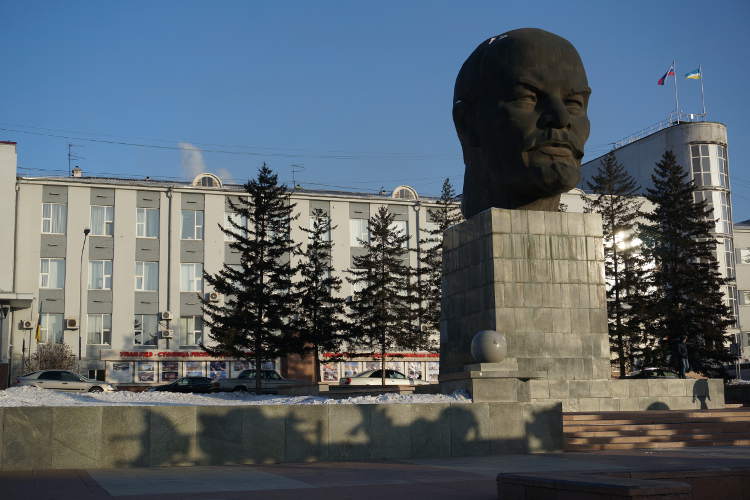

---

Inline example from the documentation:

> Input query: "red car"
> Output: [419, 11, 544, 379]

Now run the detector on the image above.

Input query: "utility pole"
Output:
[68, 144, 84, 177]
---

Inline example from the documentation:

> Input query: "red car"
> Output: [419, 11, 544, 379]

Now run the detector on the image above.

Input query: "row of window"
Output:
[43, 203, 417, 246]
[37, 313, 203, 346]
[39, 259, 203, 292]
[690, 143, 729, 189]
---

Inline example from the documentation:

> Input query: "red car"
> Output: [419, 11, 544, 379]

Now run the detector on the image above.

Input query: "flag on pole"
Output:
[658, 64, 675, 85]
[685, 68, 702, 80]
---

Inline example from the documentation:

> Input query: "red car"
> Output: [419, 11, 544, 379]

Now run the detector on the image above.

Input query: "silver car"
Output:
[15, 370, 115, 392]
[340, 369, 430, 386]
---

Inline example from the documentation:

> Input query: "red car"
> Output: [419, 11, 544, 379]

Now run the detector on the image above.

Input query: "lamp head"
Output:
[83, 228, 91, 236]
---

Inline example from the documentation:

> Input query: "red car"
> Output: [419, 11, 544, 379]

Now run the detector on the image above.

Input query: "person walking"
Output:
[673, 335, 690, 379]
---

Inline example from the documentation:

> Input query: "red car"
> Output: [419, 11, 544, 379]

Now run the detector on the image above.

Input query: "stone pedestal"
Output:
[440, 208, 610, 383]
[438, 208, 725, 412]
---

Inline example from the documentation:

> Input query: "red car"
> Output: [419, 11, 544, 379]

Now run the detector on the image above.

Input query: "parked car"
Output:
[623, 367, 680, 379]
[340, 369, 430, 386]
[15, 370, 115, 392]
[212, 369, 301, 393]
[147, 376, 214, 393]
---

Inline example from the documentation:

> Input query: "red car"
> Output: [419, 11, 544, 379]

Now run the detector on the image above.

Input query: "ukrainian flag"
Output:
[685, 69, 702, 80]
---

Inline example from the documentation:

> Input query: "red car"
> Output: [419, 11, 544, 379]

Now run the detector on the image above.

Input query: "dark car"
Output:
[623, 367, 680, 379]
[147, 376, 214, 393]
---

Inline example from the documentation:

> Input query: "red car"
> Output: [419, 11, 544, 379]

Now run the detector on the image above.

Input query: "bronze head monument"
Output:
[453, 28, 591, 218]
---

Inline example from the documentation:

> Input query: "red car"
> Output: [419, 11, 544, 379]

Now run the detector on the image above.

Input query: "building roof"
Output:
[17, 174, 443, 203]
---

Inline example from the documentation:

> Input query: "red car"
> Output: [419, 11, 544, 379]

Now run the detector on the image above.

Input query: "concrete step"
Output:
[563, 408, 750, 451]
[566, 432, 750, 445]
[565, 438, 750, 452]
[564, 420, 750, 433]
[565, 422, 750, 438]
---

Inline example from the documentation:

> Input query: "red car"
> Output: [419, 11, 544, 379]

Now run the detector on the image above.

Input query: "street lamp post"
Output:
[411, 201, 422, 333]
[78, 228, 90, 373]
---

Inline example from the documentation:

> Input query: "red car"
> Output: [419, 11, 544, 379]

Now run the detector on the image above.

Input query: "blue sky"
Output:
[2, 1, 749, 217]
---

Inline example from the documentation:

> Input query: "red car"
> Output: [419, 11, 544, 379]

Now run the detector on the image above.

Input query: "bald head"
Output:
[454, 28, 591, 217]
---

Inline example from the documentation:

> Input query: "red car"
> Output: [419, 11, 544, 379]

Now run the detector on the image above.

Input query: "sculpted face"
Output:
[454, 28, 591, 217]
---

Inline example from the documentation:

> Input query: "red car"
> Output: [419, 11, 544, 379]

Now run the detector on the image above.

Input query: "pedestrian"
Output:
[673, 335, 690, 379]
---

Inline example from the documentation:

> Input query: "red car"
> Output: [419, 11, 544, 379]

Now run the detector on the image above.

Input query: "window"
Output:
[725, 239, 736, 279]
[42, 203, 67, 234]
[223, 212, 247, 242]
[717, 145, 729, 188]
[727, 285, 739, 328]
[740, 290, 750, 305]
[200, 177, 214, 187]
[181, 263, 203, 292]
[690, 144, 714, 187]
[136, 208, 159, 238]
[719, 192, 733, 235]
[739, 248, 750, 265]
[181, 210, 204, 240]
[390, 219, 408, 248]
[350, 218, 369, 247]
[310, 214, 331, 241]
[88, 260, 112, 290]
[135, 261, 159, 291]
[39, 313, 64, 344]
[180, 316, 203, 346]
[134, 314, 159, 346]
[89, 260, 113, 290]
[40, 258, 65, 289]
[90, 205, 114, 236]
[87, 314, 112, 345]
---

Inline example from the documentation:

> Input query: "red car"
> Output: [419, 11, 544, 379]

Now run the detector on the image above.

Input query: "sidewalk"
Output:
[2, 446, 749, 499]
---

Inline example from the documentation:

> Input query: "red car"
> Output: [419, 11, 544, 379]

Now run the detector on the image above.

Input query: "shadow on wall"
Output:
[102, 402, 563, 468]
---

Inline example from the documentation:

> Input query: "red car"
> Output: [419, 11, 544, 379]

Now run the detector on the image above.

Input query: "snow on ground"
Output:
[0, 386, 471, 407]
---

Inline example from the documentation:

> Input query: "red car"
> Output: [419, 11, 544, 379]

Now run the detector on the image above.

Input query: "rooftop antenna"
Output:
[67, 144, 85, 176]
[290, 164, 305, 190]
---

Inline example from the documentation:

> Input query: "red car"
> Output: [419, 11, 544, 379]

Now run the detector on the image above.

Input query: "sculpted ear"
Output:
[452, 100, 480, 149]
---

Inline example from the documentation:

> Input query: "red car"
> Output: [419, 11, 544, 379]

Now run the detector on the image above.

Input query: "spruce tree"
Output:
[584, 152, 647, 377]
[418, 178, 462, 336]
[348, 206, 424, 386]
[201, 164, 298, 393]
[292, 209, 349, 383]
[639, 150, 734, 373]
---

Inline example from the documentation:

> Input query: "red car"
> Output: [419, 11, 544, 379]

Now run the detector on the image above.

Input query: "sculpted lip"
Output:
[530, 142, 582, 159]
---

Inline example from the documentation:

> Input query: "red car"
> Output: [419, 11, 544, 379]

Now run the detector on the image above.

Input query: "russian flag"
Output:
[658, 64, 675, 85]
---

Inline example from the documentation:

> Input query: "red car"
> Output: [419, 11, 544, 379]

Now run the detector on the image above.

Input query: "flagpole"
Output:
[699, 64, 706, 116]
[673, 59, 680, 122]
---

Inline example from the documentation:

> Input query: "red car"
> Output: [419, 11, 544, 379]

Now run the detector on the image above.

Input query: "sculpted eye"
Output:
[565, 96, 585, 111]
[511, 93, 537, 105]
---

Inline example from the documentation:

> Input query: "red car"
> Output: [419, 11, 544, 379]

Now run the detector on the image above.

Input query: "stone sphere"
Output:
[470, 330, 507, 363]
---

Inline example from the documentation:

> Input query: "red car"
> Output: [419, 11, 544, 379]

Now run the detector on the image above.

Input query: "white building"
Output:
[0, 141, 447, 388]
[580, 119, 740, 355]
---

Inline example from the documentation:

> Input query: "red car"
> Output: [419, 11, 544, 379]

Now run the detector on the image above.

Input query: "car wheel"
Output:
[89, 386, 104, 393]
[233, 386, 248, 392]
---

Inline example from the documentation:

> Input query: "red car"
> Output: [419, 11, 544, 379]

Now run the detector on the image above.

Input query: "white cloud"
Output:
[216, 167, 235, 185]
[179, 142, 206, 179]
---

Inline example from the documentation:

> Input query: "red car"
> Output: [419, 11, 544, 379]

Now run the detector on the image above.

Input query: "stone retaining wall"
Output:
[529, 378, 724, 412]
[0, 401, 561, 471]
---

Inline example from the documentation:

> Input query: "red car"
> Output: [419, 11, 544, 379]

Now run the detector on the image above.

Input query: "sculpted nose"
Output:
[539, 97, 571, 130]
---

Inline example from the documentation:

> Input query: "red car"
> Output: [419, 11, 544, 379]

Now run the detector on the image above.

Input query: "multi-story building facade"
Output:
[580, 119, 739, 351]
[0, 141, 445, 388]
[731, 220, 750, 361]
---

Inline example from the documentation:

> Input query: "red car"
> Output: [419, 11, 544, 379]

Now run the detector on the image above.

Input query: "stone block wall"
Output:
[441, 208, 610, 381]
[529, 378, 724, 412]
[0, 401, 561, 471]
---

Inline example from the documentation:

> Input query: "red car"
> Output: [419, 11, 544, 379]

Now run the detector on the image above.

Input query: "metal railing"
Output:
[612, 112, 708, 150]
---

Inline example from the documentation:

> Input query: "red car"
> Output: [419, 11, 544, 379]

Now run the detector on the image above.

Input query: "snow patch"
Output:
[0, 386, 471, 407]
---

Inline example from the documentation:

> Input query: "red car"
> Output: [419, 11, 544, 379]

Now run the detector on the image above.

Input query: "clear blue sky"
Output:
[2, 1, 749, 217]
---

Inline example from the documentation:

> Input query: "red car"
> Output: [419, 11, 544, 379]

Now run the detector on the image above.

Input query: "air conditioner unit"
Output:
[21, 320, 33, 330]
[65, 318, 79, 330]
[208, 291, 221, 303]
[161, 329, 174, 339]
[160, 311, 173, 321]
